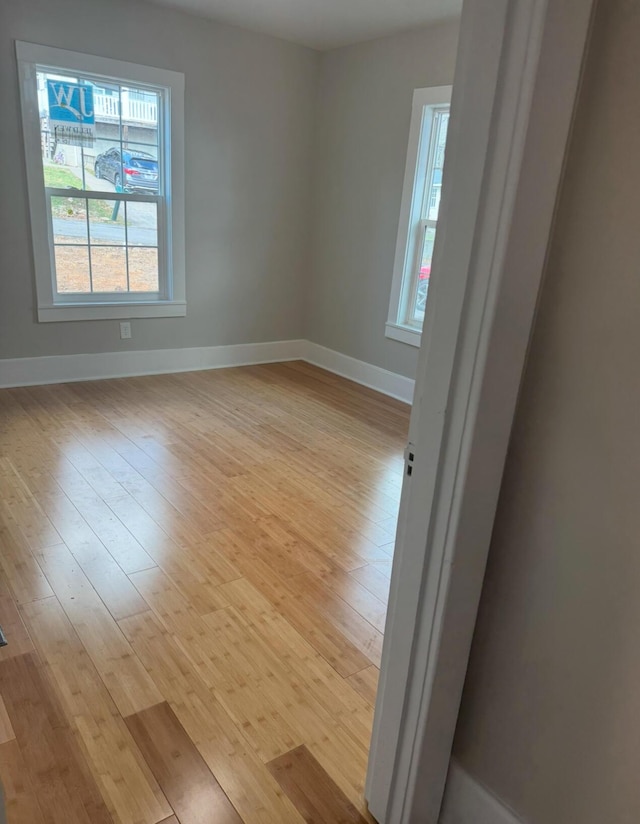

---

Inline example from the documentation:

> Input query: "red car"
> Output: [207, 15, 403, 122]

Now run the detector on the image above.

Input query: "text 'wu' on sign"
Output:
[47, 80, 96, 147]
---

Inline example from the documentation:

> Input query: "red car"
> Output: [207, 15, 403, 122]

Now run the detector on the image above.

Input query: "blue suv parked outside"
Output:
[94, 147, 159, 194]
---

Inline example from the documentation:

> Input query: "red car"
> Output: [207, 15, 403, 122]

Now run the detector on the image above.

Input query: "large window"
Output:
[386, 86, 452, 346]
[17, 42, 185, 321]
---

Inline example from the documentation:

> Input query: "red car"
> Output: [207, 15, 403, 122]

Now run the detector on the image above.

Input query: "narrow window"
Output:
[386, 86, 452, 346]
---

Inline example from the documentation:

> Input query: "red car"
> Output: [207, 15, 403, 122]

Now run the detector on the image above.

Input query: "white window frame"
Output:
[16, 41, 186, 322]
[386, 86, 452, 347]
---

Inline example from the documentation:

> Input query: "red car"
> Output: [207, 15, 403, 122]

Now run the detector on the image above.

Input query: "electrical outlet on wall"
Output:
[120, 321, 132, 340]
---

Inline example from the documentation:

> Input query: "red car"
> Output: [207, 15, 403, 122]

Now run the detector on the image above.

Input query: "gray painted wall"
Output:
[0, 0, 319, 358]
[452, 2, 640, 821]
[306, 21, 460, 379]
[0, 0, 460, 378]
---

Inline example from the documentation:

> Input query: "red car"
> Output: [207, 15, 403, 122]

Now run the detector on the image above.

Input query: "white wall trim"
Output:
[0, 340, 304, 388]
[366, 0, 596, 821]
[439, 762, 524, 824]
[0, 340, 415, 403]
[384, 322, 422, 348]
[36, 300, 187, 323]
[301, 341, 414, 404]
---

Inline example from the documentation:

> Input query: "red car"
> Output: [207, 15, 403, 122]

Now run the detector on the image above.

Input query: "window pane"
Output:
[424, 110, 449, 221]
[88, 198, 125, 245]
[121, 87, 159, 146]
[413, 225, 436, 320]
[54, 245, 90, 293]
[39, 71, 100, 193]
[51, 197, 87, 244]
[90, 246, 128, 292]
[127, 201, 157, 246]
[127, 247, 159, 292]
[83, 83, 122, 194]
[120, 84, 160, 190]
[37, 70, 94, 190]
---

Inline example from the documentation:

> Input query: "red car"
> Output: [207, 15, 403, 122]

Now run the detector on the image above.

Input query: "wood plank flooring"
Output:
[267, 745, 369, 824]
[0, 361, 409, 823]
[125, 702, 243, 824]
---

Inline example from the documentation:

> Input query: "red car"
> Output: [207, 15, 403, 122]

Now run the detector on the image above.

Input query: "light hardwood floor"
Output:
[0, 361, 409, 824]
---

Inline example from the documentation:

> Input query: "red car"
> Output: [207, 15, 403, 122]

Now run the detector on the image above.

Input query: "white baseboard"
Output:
[0, 339, 415, 403]
[439, 761, 525, 824]
[0, 340, 305, 389]
[302, 341, 414, 404]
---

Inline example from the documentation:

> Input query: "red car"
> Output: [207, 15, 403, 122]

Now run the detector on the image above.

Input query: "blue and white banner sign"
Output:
[47, 80, 96, 146]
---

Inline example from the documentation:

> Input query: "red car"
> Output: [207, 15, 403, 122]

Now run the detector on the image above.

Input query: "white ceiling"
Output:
[147, 0, 462, 50]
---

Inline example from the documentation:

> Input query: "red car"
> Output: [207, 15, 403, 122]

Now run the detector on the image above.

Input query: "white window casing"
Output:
[16, 41, 185, 322]
[386, 86, 452, 347]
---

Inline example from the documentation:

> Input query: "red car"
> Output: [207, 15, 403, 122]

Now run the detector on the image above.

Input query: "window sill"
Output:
[385, 322, 422, 347]
[37, 301, 187, 322]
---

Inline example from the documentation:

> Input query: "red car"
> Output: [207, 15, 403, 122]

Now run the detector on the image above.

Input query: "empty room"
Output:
[0, 0, 616, 822]
[0, 0, 459, 819]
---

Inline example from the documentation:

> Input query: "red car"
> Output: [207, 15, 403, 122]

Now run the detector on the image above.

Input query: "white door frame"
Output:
[366, 0, 596, 821]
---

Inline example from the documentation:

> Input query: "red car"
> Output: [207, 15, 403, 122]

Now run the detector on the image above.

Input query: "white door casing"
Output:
[366, 0, 597, 821]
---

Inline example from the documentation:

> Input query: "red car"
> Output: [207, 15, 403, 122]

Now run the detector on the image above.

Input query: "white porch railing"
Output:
[93, 93, 157, 125]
